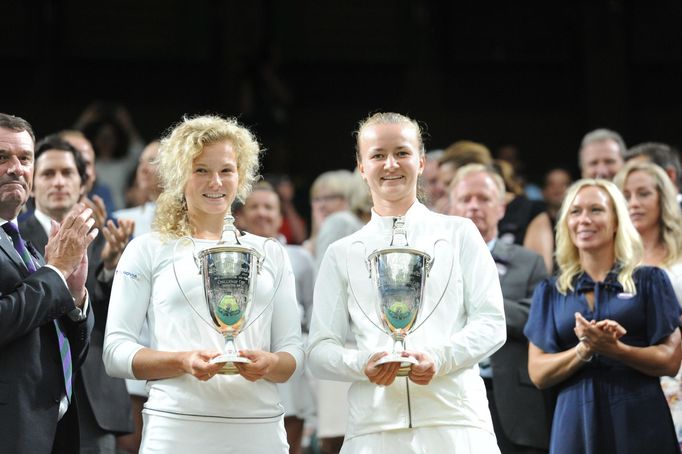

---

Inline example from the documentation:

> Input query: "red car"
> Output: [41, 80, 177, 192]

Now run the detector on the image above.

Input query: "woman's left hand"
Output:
[234, 350, 280, 382]
[405, 351, 436, 385]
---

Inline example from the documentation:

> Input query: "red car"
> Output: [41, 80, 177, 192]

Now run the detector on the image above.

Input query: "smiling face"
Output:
[241, 189, 282, 238]
[184, 140, 238, 226]
[567, 185, 617, 255]
[580, 139, 624, 180]
[0, 128, 34, 220]
[622, 169, 660, 235]
[357, 122, 424, 215]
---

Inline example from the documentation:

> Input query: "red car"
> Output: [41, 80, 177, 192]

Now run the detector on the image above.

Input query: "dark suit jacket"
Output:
[0, 222, 94, 453]
[20, 215, 133, 435]
[490, 241, 550, 449]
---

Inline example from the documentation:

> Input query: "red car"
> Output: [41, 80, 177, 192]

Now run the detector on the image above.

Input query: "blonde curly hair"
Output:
[153, 115, 261, 238]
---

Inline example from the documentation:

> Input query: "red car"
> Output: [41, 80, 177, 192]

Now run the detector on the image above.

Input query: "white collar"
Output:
[0, 217, 15, 227]
[34, 209, 55, 236]
[368, 200, 428, 228]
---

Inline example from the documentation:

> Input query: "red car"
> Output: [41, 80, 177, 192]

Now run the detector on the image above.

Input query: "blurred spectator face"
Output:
[311, 189, 347, 221]
[622, 170, 660, 234]
[423, 158, 445, 207]
[136, 141, 161, 199]
[94, 123, 119, 159]
[449, 171, 505, 242]
[241, 189, 282, 238]
[437, 161, 457, 193]
[33, 149, 83, 220]
[543, 169, 572, 211]
[497, 145, 521, 172]
[580, 139, 624, 180]
[63, 133, 96, 193]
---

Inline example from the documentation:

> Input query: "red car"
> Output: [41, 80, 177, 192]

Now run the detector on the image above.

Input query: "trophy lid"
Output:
[219, 214, 241, 246]
[367, 215, 431, 263]
[390, 216, 408, 247]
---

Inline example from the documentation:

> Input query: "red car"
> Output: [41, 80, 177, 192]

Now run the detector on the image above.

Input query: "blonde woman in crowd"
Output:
[614, 160, 682, 447]
[308, 112, 506, 453]
[303, 169, 354, 257]
[525, 179, 681, 454]
[103, 115, 303, 453]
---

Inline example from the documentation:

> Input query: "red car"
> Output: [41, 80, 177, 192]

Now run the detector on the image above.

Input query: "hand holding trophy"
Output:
[175, 214, 281, 374]
[350, 217, 450, 377]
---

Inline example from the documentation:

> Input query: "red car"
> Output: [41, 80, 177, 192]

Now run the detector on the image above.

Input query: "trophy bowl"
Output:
[198, 244, 261, 374]
[368, 247, 431, 377]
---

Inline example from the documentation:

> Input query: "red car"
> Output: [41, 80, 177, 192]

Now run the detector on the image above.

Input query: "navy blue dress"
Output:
[524, 266, 681, 454]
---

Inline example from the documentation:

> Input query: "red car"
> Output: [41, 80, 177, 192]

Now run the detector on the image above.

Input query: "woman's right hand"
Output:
[364, 352, 402, 386]
[182, 350, 224, 381]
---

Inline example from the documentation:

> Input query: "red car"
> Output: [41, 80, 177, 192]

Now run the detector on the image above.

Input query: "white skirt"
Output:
[340, 425, 500, 454]
[140, 410, 289, 454]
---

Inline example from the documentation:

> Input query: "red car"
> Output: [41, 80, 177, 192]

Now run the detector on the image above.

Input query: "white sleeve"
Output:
[268, 243, 304, 375]
[424, 220, 507, 375]
[103, 237, 151, 379]
[307, 245, 373, 382]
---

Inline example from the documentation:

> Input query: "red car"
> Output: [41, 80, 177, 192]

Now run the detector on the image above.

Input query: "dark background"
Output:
[3, 0, 682, 190]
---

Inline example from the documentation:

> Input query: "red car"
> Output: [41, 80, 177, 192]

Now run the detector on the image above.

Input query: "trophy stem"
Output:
[389, 335, 414, 377]
[209, 334, 251, 375]
[392, 336, 406, 355]
[224, 335, 238, 356]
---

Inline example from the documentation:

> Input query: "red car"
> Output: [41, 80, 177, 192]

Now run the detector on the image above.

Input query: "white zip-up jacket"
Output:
[307, 201, 506, 439]
[103, 232, 304, 422]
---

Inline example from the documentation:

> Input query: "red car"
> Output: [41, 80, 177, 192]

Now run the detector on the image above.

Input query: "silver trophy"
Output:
[348, 217, 451, 377]
[174, 215, 281, 374]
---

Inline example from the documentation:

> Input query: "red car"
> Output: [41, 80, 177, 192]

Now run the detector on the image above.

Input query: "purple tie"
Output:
[2, 222, 73, 401]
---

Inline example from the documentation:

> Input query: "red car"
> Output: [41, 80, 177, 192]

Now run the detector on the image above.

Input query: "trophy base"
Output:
[375, 354, 418, 377]
[210, 354, 251, 375]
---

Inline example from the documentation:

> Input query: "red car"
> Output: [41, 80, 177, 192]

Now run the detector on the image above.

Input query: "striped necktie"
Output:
[2, 222, 73, 401]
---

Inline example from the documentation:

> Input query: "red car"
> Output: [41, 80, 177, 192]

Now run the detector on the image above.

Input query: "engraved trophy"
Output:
[174, 214, 281, 374]
[348, 217, 451, 376]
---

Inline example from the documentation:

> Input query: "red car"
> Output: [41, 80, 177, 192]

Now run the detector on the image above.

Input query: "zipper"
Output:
[405, 377, 413, 428]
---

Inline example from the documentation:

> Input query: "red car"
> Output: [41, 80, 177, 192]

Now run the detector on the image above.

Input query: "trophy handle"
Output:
[238, 238, 286, 333]
[410, 238, 453, 333]
[172, 237, 221, 333]
[346, 240, 388, 334]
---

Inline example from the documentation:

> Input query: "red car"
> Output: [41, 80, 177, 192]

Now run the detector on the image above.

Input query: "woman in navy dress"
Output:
[524, 178, 682, 454]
